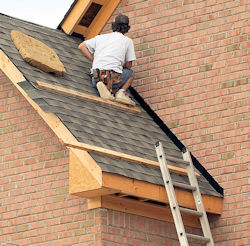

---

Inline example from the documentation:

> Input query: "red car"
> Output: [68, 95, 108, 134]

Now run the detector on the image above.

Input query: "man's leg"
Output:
[114, 68, 135, 106]
[112, 68, 133, 94]
[121, 69, 134, 92]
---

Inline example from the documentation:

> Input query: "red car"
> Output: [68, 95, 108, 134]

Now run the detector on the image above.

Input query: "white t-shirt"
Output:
[84, 32, 136, 74]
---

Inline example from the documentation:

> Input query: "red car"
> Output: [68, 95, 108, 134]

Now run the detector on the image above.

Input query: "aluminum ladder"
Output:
[155, 141, 214, 246]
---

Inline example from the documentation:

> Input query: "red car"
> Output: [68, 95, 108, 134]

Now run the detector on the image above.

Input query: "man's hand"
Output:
[78, 42, 94, 61]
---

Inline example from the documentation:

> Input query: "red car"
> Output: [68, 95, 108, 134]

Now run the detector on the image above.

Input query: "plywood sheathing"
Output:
[69, 147, 119, 197]
[11, 30, 66, 75]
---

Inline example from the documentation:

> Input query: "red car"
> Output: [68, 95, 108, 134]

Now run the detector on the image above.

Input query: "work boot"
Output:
[96, 82, 114, 100]
[115, 89, 136, 106]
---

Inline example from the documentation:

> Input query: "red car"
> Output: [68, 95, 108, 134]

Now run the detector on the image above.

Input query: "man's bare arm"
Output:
[78, 42, 94, 61]
[124, 61, 133, 69]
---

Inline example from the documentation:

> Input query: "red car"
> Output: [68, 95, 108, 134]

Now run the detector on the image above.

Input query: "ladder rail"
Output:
[155, 142, 189, 246]
[182, 149, 215, 246]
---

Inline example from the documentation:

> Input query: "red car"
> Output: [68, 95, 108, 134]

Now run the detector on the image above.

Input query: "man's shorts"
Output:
[92, 68, 133, 92]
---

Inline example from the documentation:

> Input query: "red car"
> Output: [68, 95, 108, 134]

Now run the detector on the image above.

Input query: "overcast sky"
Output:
[0, 0, 74, 29]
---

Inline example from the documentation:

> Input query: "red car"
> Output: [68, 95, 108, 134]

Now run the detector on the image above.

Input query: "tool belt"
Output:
[92, 69, 121, 91]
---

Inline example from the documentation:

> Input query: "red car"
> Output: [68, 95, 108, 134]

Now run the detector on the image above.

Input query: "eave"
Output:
[69, 146, 222, 213]
[69, 146, 222, 228]
[0, 49, 223, 229]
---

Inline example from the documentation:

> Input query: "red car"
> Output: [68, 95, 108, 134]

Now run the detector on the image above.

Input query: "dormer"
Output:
[59, 0, 121, 39]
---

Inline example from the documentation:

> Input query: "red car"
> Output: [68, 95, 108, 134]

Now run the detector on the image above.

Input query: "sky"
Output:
[0, 0, 74, 29]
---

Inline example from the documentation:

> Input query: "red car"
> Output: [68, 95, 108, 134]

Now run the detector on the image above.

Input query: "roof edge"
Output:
[0, 13, 58, 32]
[129, 86, 224, 196]
[65, 140, 199, 177]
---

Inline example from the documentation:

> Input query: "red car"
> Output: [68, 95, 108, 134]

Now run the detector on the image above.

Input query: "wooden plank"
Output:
[64, 140, 200, 177]
[74, 25, 89, 36]
[69, 147, 118, 197]
[70, 147, 102, 184]
[86, 0, 121, 39]
[93, 0, 106, 5]
[73, 187, 119, 198]
[69, 147, 102, 194]
[88, 195, 201, 228]
[88, 196, 102, 209]
[0, 50, 26, 83]
[34, 81, 141, 114]
[61, 0, 92, 34]
[102, 172, 223, 215]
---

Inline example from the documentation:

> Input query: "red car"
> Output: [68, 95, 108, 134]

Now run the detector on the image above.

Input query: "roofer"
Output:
[78, 14, 136, 106]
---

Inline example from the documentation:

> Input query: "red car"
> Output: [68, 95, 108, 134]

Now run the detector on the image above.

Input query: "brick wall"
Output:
[103, 0, 249, 245]
[84, 209, 203, 246]
[0, 70, 94, 245]
[0, 70, 204, 245]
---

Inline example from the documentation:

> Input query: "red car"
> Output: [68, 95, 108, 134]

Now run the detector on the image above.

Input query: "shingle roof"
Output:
[0, 13, 222, 197]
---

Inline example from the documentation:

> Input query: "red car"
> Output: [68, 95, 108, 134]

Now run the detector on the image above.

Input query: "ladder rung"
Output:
[173, 182, 196, 191]
[165, 155, 190, 165]
[179, 207, 203, 217]
[186, 233, 210, 242]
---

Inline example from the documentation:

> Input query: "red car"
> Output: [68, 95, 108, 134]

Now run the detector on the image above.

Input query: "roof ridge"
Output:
[0, 12, 61, 33]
